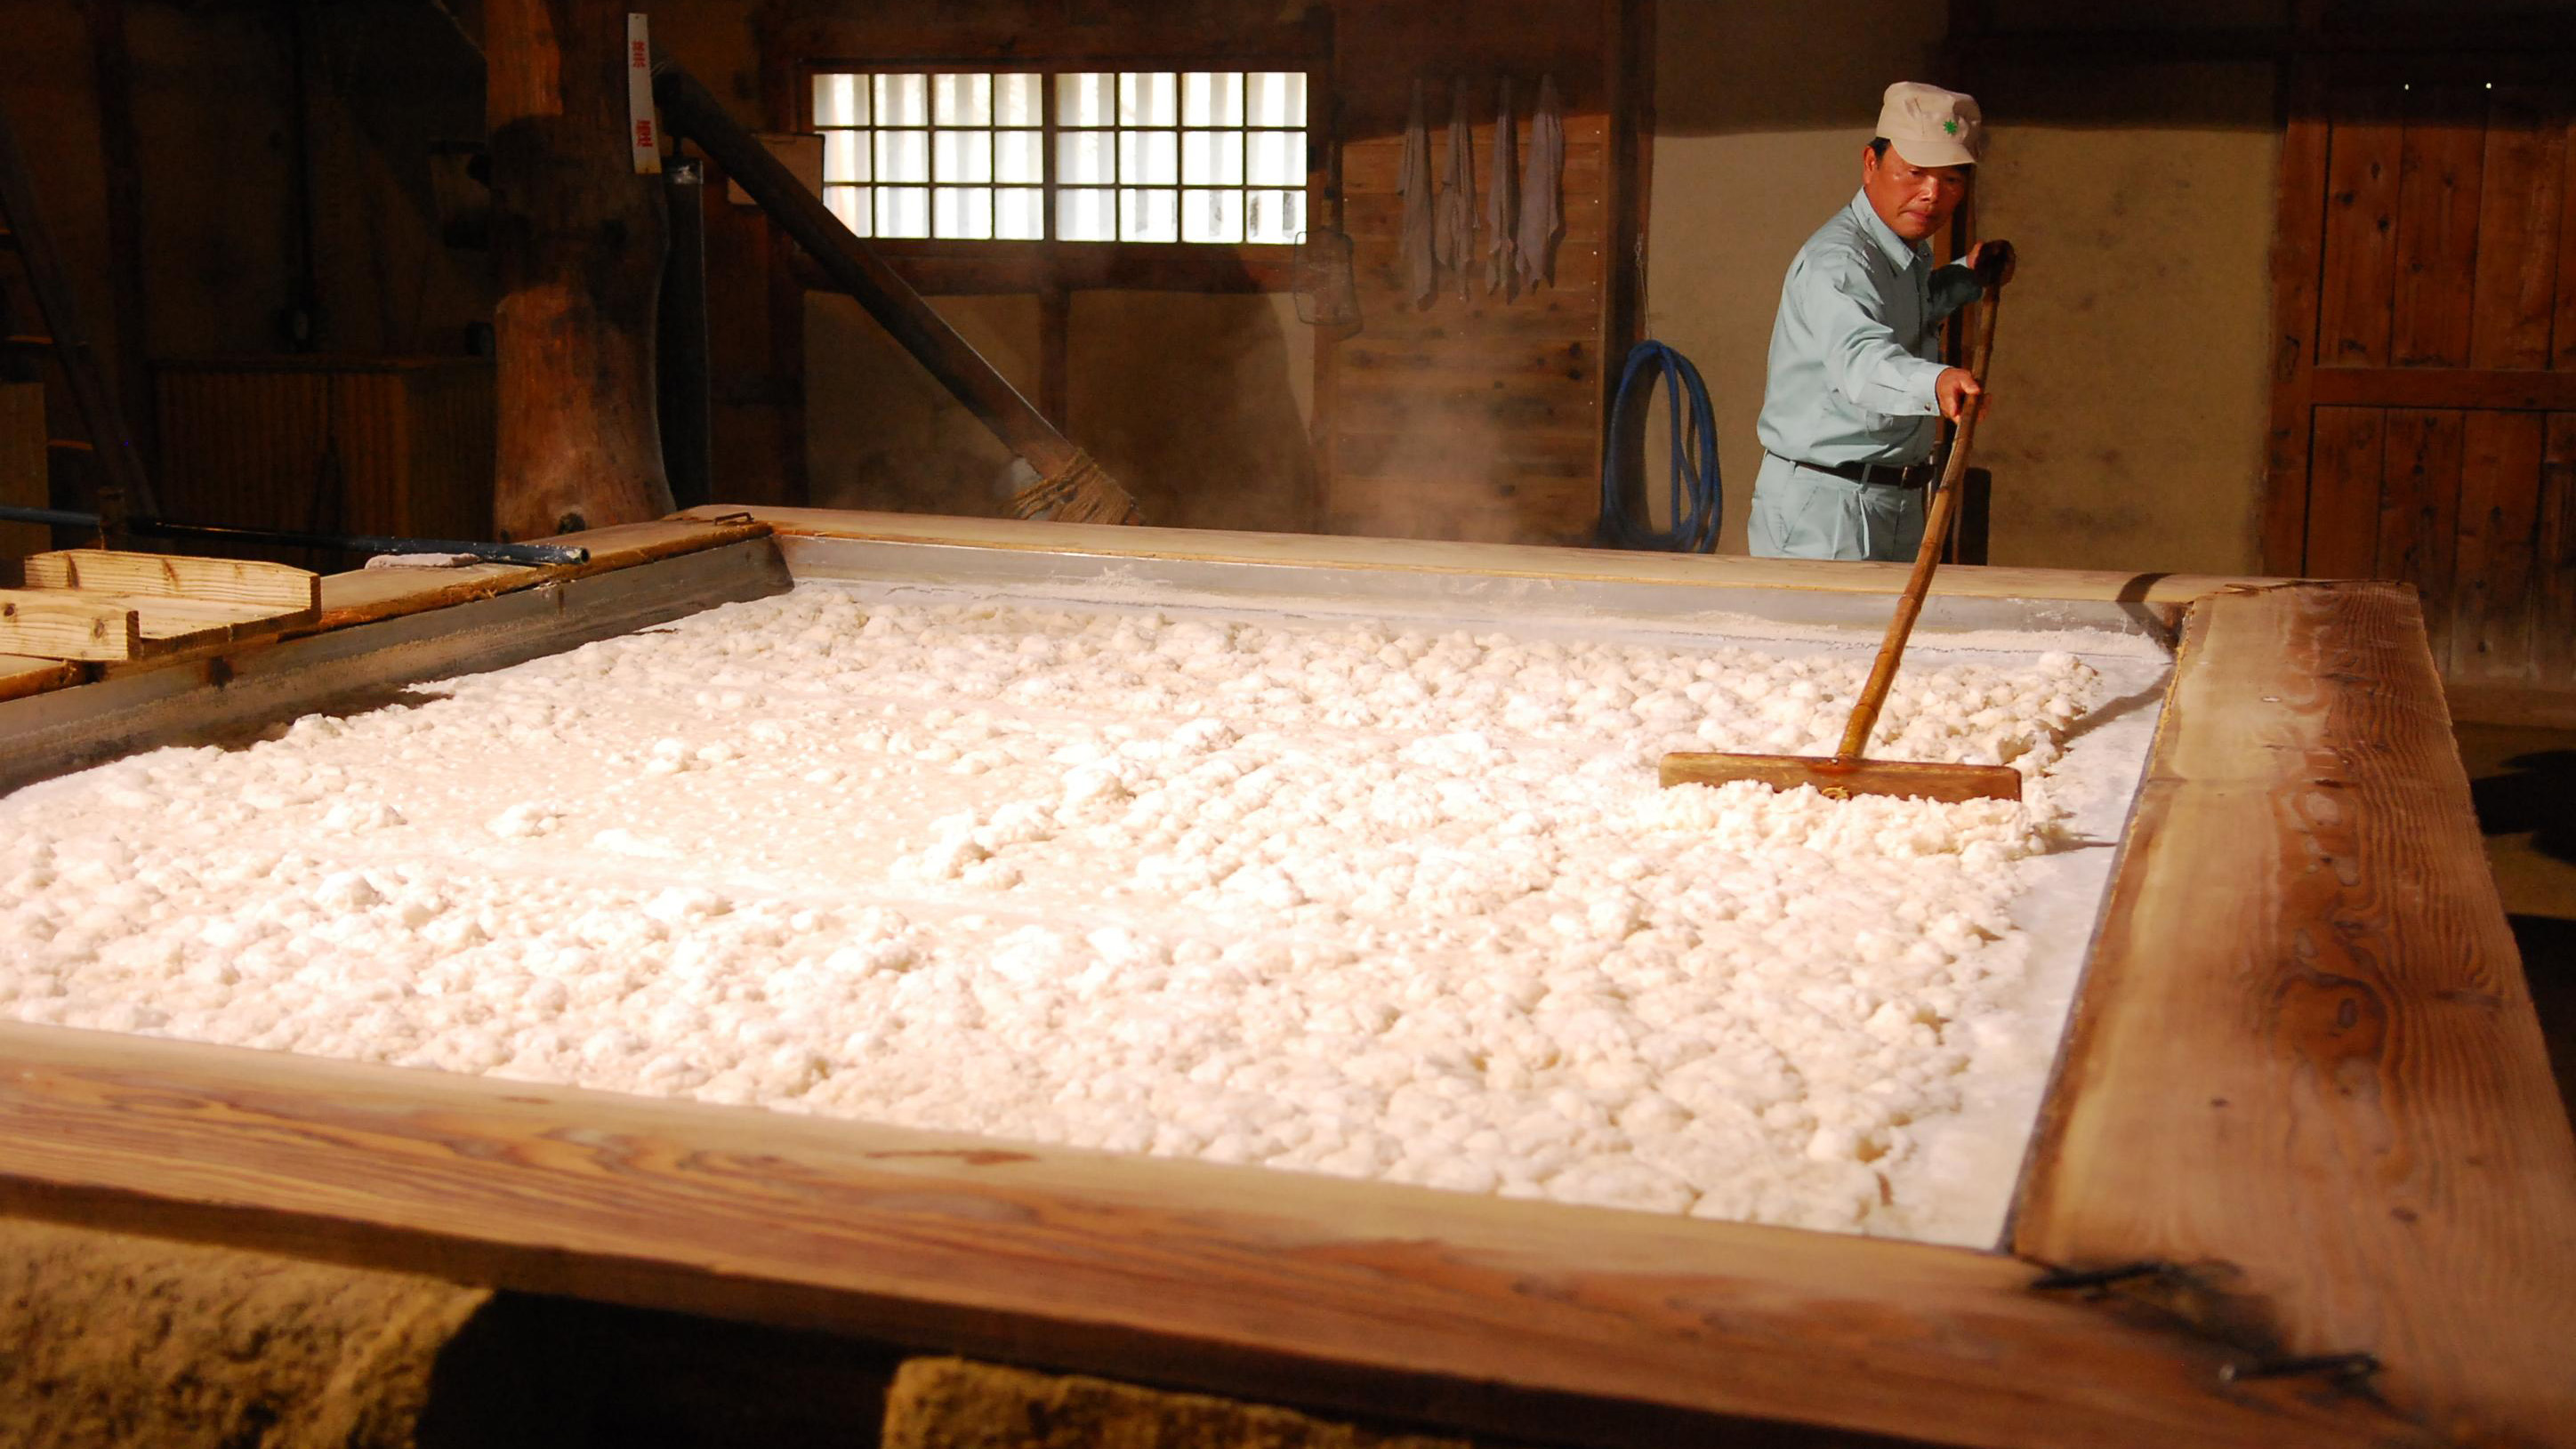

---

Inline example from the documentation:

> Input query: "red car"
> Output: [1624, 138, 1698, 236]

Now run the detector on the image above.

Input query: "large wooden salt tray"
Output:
[0, 505, 2567, 1449]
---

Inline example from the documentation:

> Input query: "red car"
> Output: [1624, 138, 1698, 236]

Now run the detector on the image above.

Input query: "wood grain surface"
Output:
[0, 1024, 2430, 1449]
[2015, 581, 2576, 1449]
[21, 549, 319, 610]
[0, 585, 315, 663]
[0, 590, 142, 659]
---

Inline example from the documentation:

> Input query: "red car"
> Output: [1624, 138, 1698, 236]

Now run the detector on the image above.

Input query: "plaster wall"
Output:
[805, 292, 1034, 518]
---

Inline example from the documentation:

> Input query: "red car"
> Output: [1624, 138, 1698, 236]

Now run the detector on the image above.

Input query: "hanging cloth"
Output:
[1485, 76, 1519, 297]
[1396, 78, 1437, 307]
[1516, 73, 1566, 291]
[1433, 76, 1477, 301]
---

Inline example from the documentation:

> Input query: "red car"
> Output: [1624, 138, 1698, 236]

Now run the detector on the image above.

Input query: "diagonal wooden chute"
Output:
[649, 59, 1142, 527]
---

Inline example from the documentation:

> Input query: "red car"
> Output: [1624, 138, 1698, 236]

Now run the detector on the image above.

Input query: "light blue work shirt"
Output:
[1756, 189, 1984, 467]
[1747, 189, 1985, 560]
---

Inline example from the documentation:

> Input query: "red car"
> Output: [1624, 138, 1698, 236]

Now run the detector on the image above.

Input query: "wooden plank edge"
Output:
[0, 1022, 2429, 1449]
[0, 589, 145, 661]
[2010, 580, 2576, 1449]
[21, 549, 320, 610]
[0, 655, 84, 703]
[676, 504, 2289, 608]
[89, 602, 326, 679]
[2, 519, 773, 689]
[301, 518, 774, 633]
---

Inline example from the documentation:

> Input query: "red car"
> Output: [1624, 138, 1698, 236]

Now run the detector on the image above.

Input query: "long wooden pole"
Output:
[648, 60, 1080, 481]
[1832, 242, 2011, 761]
[487, 0, 673, 540]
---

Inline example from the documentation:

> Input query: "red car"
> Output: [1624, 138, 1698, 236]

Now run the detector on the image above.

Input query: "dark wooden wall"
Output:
[1320, 1, 1627, 544]
[2266, 49, 2576, 720]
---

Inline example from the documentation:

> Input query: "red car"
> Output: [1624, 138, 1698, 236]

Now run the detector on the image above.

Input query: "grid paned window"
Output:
[813, 68, 1306, 245]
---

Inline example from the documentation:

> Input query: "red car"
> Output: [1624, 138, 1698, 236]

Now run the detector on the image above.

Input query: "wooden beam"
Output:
[486, 0, 674, 540]
[675, 503, 2282, 609]
[21, 550, 318, 610]
[83, 0, 150, 482]
[2014, 581, 2576, 1449]
[0, 1019, 2437, 1449]
[761, 14, 1327, 70]
[820, 243, 1299, 296]
[1, 382, 42, 563]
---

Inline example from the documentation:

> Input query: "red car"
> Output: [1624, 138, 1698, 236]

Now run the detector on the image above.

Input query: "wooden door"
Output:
[2265, 53, 2576, 722]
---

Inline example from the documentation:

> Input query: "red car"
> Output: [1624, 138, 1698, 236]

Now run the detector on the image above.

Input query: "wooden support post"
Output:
[1, 382, 43, 564]
[85, 0, 151, 481]
[486, 0, 674, 541]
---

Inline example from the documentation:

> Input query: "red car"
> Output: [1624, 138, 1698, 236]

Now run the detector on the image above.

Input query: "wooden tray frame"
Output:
[0, 508, 2568, 1449]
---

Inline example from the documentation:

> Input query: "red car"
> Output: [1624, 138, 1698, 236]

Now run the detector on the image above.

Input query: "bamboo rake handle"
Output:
[1833, 241, 2013, 763]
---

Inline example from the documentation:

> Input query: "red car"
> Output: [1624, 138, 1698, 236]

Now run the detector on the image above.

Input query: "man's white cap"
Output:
[1876, 82, 1983, 167]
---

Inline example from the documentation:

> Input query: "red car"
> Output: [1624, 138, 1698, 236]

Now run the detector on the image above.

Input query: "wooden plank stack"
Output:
[0, 549, 319, 663]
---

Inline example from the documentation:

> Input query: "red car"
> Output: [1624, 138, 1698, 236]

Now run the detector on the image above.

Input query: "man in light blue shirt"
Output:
[1749, 83, 2015, 561]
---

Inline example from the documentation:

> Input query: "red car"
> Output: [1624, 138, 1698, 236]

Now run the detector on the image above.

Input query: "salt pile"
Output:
[0, 585, 2125, 1240]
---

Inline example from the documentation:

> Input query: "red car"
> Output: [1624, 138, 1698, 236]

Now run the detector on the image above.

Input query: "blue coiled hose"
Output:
[1598, 340, 1722, 552]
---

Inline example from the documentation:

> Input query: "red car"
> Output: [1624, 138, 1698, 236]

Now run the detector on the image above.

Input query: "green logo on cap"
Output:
[1944, 118, 1960, 134]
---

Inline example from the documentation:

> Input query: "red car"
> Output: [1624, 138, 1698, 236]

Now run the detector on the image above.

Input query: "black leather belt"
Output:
[1771, 452, 1937, 489]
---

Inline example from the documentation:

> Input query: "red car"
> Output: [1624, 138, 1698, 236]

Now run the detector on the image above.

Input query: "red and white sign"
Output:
[627, 13, 661, 175]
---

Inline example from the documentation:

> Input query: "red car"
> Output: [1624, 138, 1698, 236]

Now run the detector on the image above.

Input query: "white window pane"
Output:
[934, 187, 993, 239]
[1181, 72, 1244, 126]
[1247, 131, 1303, 186]
[1119, 72, 1178, 126]
[825, 185, 872, 237]
[1181, 189, 1244, 243]
[994, 73, 1042, 127]
[874, 131, 929, 183]
[873, 74, 929, 127]
[932, 73, 990, 126]
[1245, 188, 1304, 244]
[934, 130, 991, 182]
[1057, 131, 1113, 185]
[1182, 131, 1243, 185]
[995, 187, 1044, 240]
[1247, 72, 1306, 128]
[1119, 131, 1178, 185]
[1056, 72, 1115, 127]
[876, 186, 930, 238]
[814, 73, 866, 128]
[824, 130, 869, 184]
[1057, 188, 1116, 242]
[1121, 188, 1178, 242]
[996, 131, 1043, 184]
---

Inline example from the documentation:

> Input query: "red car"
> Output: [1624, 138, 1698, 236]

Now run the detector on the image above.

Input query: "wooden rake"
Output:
[1662, 240, 2021, 804]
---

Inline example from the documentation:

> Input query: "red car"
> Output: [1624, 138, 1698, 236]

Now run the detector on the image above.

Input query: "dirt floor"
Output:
[0, 1220, 487, 1449]
[881, 1358, 1484, 1449]
[2456, 721, 2576, 1123]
